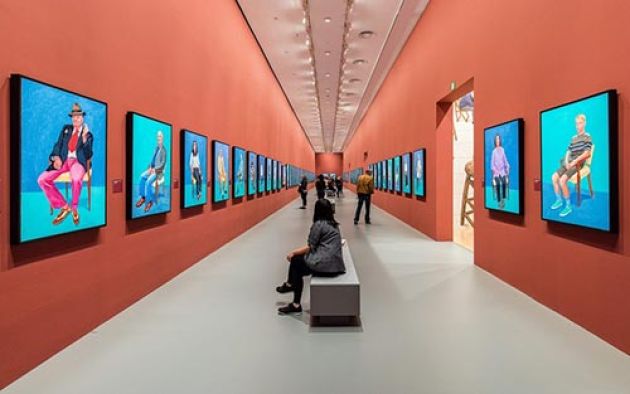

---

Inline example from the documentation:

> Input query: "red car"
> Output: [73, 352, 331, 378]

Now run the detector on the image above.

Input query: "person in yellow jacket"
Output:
[354, 169, 374, 225]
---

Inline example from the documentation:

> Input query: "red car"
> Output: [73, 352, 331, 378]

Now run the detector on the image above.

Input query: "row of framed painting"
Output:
[349, 89, 617, 234]
[9, 74, 313, 244]
[359, 149, 427, 198]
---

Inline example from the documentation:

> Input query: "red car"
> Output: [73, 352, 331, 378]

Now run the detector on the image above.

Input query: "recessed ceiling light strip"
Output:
[338, 0, 410, 151]
[330, 0, 354, 153]
[303, 0, 326, 151]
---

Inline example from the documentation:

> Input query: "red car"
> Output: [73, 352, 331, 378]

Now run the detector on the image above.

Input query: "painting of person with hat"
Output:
[37, 102, 93, 226]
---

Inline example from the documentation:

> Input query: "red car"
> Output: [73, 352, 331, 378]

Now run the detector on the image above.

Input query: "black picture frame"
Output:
[258, 154, 266, 195]
[212, 139, 230, 203]
[539, 89, 618, 232]
[247, 151, 257, 196]
[10, 74, 109, 244]
[180, 129, 208, 209]
[232, 146, 246, 199]
[126, 111, 173, 220]
[412, 148, 427, 199]
[483, 118, 524, 216]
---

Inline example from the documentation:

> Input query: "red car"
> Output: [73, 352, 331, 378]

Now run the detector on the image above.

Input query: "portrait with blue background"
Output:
[13, 75, 107, 243]
[181, 130, 207, 208]
[402, 153, 411, 194]
[272, 160, 278, 191]
[483, 119, 522, 215]
[266, 158, 272, 192]
[541, 91, 615, 231]
[258, 155, 266, 192]
[379, 161, 387, 190]
[387, 159, 393, 191]
[248, 151, 257, 195]
[394, 156, 401, 192]
[413, 149, 425, 197]
[212, 140, 230, 203]
[128, 113, 172, 219]
[233, 147, 246, 198]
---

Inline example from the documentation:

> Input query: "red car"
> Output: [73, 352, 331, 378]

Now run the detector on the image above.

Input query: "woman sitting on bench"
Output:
[276, 198, 345, 314]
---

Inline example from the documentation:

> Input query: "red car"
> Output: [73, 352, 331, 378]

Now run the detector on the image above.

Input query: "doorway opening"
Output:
[434, 78, 475, 252]
[452, 91, 474, 251]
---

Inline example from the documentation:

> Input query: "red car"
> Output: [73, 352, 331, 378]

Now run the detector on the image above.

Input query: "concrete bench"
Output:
[310, 240, 360, 326]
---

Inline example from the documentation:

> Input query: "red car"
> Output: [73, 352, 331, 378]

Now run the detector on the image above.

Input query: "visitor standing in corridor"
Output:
[315, 174, 326, 200]
[354, 169, 374, 225]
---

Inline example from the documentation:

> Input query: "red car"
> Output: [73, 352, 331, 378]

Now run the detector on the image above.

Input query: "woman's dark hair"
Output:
[192, 140, 198, 155]
[318, 174, 325, 182]
[313, 199, 338, 227]
[494, 134, 502, 147]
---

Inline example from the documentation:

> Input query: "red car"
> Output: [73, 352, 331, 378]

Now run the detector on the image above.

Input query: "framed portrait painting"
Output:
[394, 156, 401, 193]
[247, 151, 257, 196]
[272, 160, 278, 191]
[484, 119, 523, 215]
[181, 129, 208, 208]
[413, 149, 426, 197]
[266, 157, 272, 192]
[233, 146, 246, 199]
[127, 112, 172, 219]
[381, 160, 386, 190]
[387, 159, 393, 191]
[10, 74, 108, 243]
[212, 140, 230, 203]
[258, 154, 266, 193]
[402, 153, 411, 195]
[540, 90, 617, 232]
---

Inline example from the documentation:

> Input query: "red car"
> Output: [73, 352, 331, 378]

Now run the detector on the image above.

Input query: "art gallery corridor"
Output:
[4, 191, 629, 394]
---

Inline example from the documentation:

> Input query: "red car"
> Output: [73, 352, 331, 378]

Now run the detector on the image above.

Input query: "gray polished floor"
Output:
[5, 192, 630, 394]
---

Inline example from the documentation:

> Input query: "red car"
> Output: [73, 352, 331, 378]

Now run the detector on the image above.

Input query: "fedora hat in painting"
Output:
[68, 102, 86, 117]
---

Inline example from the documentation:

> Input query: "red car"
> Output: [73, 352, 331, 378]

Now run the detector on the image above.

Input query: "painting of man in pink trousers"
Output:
[37, 103, 93, 226]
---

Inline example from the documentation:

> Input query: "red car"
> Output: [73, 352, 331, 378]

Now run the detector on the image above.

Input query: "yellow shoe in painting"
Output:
[52, 208, 71, 225]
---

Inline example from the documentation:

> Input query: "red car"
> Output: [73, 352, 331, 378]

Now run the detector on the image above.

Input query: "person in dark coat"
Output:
[37, 103, 93, 226]
[277, 199, 345, 314]
[315, 174, 326, 200]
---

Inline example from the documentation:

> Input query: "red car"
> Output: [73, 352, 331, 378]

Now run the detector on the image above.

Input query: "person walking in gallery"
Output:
[354, 169, 374, 225]
[38, 103, 93, 226]
[491, 134, 510, 209]
[276, 198, 345, 314]
[315, 174, 326, 200]
[549, 114, 592, 218]
[298, 175, 308, 209]
[135, 130, 167, 212]
[335, 176, 343, 197]
[189, 140, 203, 200]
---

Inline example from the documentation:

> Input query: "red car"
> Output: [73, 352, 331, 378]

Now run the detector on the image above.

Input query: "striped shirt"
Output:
[567, 132, 592, 162]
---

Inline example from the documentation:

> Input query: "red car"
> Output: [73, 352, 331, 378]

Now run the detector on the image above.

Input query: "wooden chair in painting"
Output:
[152, 168, 165, 204]
[50, 159, 92, 214]
[568, 145, 595, 206]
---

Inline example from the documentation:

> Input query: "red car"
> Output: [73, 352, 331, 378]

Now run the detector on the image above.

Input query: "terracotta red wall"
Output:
[0, 0, 314, 387]
[315, 153, 343, 177]
[344, 0, 630, 354]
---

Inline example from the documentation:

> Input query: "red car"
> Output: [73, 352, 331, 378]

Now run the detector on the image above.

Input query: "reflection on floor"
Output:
[4, 192, 630, 394]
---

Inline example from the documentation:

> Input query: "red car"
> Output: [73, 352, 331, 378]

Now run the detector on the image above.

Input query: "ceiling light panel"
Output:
[308, 0, 347, 152]
[237, 0, 323, 150]
[237, 0, 430, 153]
[337, 0, 430, 151]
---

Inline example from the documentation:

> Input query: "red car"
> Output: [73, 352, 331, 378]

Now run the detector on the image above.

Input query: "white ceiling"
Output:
[237, 0, 429, 152]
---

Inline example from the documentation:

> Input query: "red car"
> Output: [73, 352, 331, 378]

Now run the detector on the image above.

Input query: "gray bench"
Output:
[310, 240, 360, 325]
